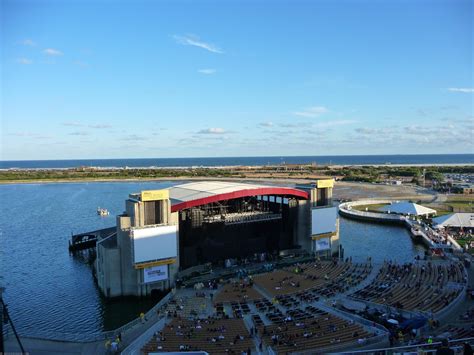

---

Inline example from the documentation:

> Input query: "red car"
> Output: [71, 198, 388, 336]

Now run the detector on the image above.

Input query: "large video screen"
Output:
[132, 225, 178, 264]
[311, 207, 338, 235]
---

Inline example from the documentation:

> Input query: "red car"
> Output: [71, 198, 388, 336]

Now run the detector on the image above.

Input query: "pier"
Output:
[338, 200, 462, 251]
[68, 226, 116, 252]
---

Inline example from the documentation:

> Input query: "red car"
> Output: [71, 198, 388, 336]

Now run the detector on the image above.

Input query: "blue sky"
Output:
[1, 0, 473, 160]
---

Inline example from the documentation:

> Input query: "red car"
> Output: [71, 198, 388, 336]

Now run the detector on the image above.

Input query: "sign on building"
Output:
[143, 265, 168, 283]
[141, 189, 169, 201]
[315, 237, 330, 251]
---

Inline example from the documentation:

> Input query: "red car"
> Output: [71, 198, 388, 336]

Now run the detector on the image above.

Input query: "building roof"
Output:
[380, 202, 437, 216]
[168, 181, 308, 212]
[433, 213, 474, 228]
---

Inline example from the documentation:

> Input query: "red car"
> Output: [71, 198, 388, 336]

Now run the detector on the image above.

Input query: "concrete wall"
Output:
[96, 235, 123, 297]
[100, 247, 121, 297]
[96, 245, 106, 294]
[169, 211, 180, 276]
[331, 218, 340, 255]
[295, 199, 312, 253]
[118, 227, 141, 296]
[297, 184, 340, 257]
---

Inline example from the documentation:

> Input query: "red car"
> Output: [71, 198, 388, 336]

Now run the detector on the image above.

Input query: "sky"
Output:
[1, 0, 473, 160]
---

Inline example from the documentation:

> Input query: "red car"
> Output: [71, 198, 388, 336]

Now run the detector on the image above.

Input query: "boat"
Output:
[97, 207, 110, 216]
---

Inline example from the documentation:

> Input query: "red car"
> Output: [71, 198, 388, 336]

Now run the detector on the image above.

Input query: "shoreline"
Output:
[0, 176, 320, 185]
[1, 163, 474, 171]
[0, 178, 438, 203]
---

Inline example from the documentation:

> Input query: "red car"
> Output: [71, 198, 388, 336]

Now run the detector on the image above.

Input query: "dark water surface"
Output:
[1, 181, 425, 336]
[339, 217, 425, 263]
[2, 154, 473, 169]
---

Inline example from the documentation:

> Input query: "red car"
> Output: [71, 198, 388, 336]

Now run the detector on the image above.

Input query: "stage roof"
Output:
[380, 202, 437, 216]
[433, 213, 474, 228]
[167, 181, 309, 212]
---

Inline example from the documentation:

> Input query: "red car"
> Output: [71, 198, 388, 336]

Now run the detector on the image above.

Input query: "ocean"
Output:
[1, 154, 473, 169]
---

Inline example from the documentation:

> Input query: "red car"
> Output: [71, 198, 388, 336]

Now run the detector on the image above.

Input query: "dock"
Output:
[68, 226, 116, 252]
[338, 200, 463, 251]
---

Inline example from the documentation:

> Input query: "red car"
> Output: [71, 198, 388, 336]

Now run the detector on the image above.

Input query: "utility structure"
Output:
[1, 286, 25, 354]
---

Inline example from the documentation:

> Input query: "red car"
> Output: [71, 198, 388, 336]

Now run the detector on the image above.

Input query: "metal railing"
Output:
[338, 337, 474, 354]
[101, 291, 173, 340]
[290, 333, 388, 355]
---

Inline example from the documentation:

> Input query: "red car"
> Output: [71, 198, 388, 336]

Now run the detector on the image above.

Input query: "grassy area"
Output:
[445, 195, 474, 213]
[424, 195, 474, 214]
[455, 238, 474, 255]
[352, 203, 389, 212]
[0, 168, 237, 182]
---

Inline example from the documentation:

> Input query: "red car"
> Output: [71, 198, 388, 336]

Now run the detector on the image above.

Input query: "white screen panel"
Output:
[311, 207, 338, 235]
[315, 237, 331, 251]
[144, 265, 168, 283]
[132, 225, 178, 264]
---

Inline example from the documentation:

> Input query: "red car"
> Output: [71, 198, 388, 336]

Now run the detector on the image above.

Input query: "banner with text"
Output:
[315, 237, 330, 251]
[144, 265, 168, 283]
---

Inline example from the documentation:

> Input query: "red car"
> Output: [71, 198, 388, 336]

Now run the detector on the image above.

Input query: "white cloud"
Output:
[351, 122, 473, 147]
[293, 106, 329, 118]
[63, 121, 83, 127]
[355, 127, 396, 135]
[63, 122, 112, 129]
[280, 123, 298, 128]
[9, 131, 53, 139]
[43, 48, 63, 56]
[173, 34, 223, 54]
[68, 131, 89, 136]
[259, 121, 273, 127]
[314, 120, 356, 128]
[17, 58, 33, 65]
[21, 39, 36, 46]
[197, 128, 227, 134]
[89, 124, 112, 129]
[122, 134, 149, 141]
[447, 88, 474, 93]
[198, 68, 217, 75]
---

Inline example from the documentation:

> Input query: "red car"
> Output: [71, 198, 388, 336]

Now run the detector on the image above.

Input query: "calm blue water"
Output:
[339, 217, 425, 263]
[0, 181, 425, 336]
[1, 154, 473, 169]
[0, 181, 178, 336]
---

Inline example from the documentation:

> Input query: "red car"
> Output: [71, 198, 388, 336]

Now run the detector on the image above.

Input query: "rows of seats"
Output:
[214, 280, 264, 304]
[253, 261, 372, 299]
[459, 308, 474, 321]
[438, 326, 474, 340]
[162, 296, 209, 318]
[229, 301, 252, 318]
[254, 298, 277, 314]
[258, 309, 374, 353]
[350, 262, 465, 313]
[142, 317, 254, 354]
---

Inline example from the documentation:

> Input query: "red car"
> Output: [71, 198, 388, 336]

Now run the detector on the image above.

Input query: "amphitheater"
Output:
[103, 196, 474, 354]
[126, 255, 473, 355]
